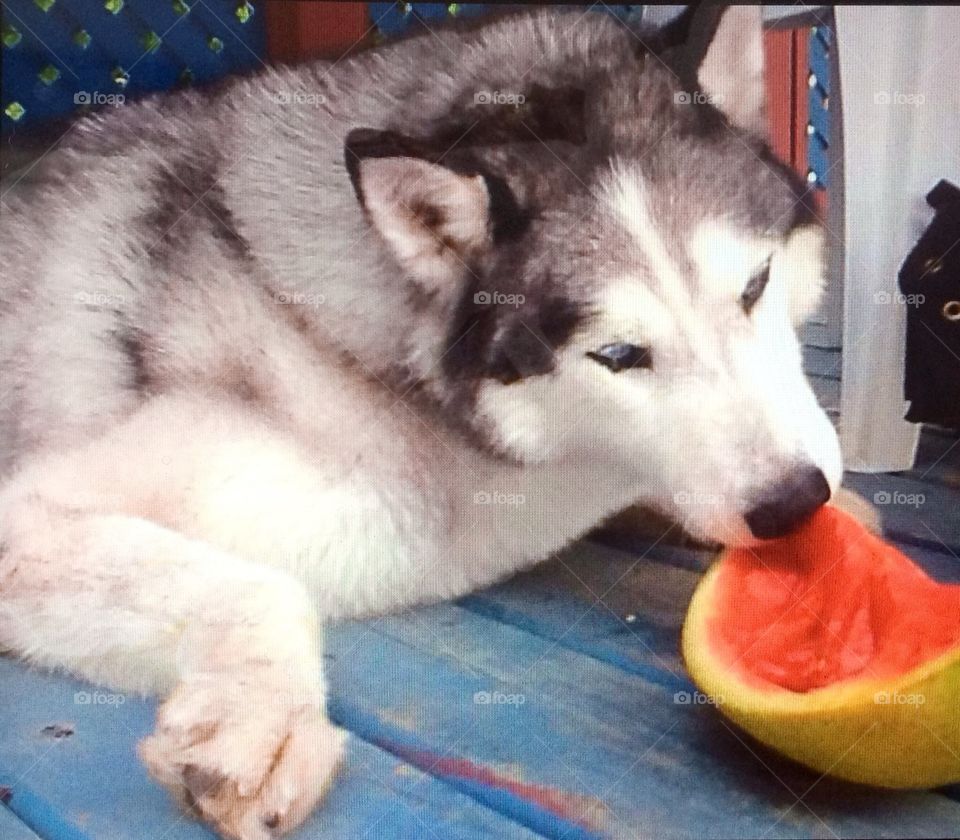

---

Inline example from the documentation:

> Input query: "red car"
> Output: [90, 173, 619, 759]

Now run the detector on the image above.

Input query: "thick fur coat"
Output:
[0, 8, 841, 838]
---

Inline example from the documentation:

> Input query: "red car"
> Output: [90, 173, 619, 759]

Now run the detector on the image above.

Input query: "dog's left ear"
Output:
[699, 6, 766, 134]
[670, 5, 767, 136]
[345, 128, 493, 288]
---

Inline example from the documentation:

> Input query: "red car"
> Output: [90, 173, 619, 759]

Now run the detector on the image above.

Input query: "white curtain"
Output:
[833, 7, 960, 471]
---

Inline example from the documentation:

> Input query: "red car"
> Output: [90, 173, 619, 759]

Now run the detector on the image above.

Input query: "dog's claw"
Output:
[140, 678, 346, 839]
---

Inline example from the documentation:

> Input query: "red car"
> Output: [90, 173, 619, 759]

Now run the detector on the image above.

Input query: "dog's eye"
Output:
[741, 260, 771, 314]
[586, 343, 652, 373]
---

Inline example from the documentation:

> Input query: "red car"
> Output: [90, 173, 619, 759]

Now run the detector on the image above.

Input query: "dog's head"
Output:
[345, 7, 841, 546]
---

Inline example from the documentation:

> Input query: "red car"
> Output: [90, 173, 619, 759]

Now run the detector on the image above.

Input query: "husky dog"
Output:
[0, 6, 841, 838]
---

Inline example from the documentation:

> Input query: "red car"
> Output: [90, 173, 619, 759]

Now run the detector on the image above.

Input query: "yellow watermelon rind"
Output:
[682, 558, 960, 788]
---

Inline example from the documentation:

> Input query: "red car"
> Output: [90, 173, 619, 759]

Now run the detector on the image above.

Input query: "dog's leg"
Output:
[0, 407, 346, 840]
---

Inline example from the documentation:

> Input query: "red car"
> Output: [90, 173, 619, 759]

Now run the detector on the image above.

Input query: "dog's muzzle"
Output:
[744, 465, 831, 539]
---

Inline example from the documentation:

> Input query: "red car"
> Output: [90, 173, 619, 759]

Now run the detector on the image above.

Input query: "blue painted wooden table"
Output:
[3, 355, 960, 838]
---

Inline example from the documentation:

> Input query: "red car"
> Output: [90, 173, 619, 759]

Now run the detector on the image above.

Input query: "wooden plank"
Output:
[791, 28, 810, 184]
[0, 804, 42, 840]
[460, 542, 708, 683]
[0, 661, 193, 840]
[843, 471, 960, 556]
[911, 429, 960, 491]
[595, 475, 958, 576]
[307, 739, 545, 840]
[461, 541, 960, 813]
[264, 1, 371, 63]
[326, 604, 960, 839]
[764, 29, 795, 166]
[802, 345, 841, 379]
[809, 374, 839, 412]
[471, 537, 960, 673]
[593, 494, 960, 586]
[0, 658, 541, 840]
[802, 342, 840, 411]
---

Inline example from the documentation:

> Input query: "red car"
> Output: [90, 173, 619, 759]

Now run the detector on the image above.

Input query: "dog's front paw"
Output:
[139, 676, 346, 839]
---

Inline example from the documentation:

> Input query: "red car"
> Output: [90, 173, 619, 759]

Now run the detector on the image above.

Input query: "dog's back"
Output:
[0, 9, 653, 475]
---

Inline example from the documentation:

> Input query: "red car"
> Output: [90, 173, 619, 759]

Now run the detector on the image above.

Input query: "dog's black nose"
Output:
[744, 466, 831, 539]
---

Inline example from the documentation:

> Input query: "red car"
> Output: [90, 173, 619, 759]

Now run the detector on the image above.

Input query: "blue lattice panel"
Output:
[806, 23, 830, 191]
[1, 0, 266, 133]
[370, 3, 497, 38]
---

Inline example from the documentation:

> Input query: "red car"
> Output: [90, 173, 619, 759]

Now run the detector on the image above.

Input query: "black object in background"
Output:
[899, 180, 960, 430]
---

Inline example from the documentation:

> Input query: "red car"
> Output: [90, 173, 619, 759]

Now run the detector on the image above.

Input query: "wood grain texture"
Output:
[326, 600, 960, 839]
[0, 659, 540, 840]
[0, 803, 42, 840]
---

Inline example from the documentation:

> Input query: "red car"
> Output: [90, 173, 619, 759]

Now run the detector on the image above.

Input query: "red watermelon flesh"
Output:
[709, 506, 960, 692]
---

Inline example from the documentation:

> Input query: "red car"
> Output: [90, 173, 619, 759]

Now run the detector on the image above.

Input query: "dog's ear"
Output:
[345, 128, 493, 287]
[665, 4, 766, 136]
[696, 5, 766, 135]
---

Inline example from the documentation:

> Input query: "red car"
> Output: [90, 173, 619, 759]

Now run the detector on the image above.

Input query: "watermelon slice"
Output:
[682, 505, 960, 788]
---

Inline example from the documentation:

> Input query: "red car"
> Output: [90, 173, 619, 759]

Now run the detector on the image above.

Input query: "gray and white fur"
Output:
[0, 8, 841, 838]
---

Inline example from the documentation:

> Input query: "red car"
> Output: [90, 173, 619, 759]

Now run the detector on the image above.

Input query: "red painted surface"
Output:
[763, 28, 811, 179]
[791, 30, 810, 182]
[386, 745, 604, 829]
[764, 29, 795, 167]
[763, 27, 824, 214]
[264, 2, 371, 63]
